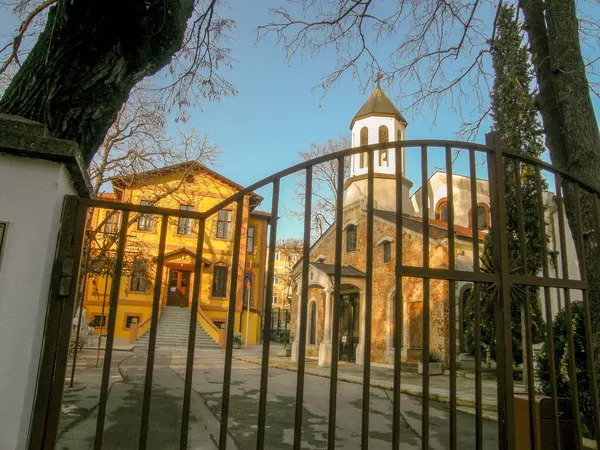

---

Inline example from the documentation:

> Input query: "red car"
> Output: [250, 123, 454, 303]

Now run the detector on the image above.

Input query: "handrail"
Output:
[197, 307, 219, 333]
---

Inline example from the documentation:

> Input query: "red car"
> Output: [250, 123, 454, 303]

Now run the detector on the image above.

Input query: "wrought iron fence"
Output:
[30, 133, 600, 450]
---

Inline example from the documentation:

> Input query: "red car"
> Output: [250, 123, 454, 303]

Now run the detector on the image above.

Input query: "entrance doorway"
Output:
[338, 293, 359, 362]
[167, 269, 191, 307]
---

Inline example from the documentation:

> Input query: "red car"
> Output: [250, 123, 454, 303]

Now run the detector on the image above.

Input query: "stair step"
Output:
[135, 307, 220, 348]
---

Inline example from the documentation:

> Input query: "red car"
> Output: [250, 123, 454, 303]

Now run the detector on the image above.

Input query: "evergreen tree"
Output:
[464, 4, 546, 365]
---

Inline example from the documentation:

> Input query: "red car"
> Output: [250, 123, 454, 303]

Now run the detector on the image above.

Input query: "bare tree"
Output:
[290, 136, 351, 238]
[88, 82, 220, 197]
[0, 0, 236, 164]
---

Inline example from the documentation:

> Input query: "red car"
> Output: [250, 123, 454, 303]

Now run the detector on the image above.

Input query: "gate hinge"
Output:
[58, 257, 74, 297]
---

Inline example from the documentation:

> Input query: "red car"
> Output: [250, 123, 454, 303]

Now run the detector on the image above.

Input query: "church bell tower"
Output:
[345, 80, 413, 213]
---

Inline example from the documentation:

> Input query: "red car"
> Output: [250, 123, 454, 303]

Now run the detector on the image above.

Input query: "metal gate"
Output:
[28, 133, 600, 449]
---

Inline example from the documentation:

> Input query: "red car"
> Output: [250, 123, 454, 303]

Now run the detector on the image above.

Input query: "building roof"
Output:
[250, 210, 272, 219]
[310, 262, 366, 278]
[373, 209, 486, 241]
[350, 87, 408, 129]
[109, 161, 263, 205]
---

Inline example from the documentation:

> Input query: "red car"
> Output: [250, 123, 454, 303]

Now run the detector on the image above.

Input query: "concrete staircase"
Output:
[136, 306, 220, 348]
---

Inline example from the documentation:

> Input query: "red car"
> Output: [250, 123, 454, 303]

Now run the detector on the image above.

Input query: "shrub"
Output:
[419, 350, 443, 363]
[536, 301, 596, 438]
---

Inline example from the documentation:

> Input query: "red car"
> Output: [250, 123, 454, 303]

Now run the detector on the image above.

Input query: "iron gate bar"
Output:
[487, 133, 516, 449]
[31, 137, 600, 450]
[554, 173, 584, 446]
[361, 148, 375, 449]
[534, 165, 562, 449]
[469, 148, 483, 450]
[27, 196, 79, 449]
[421, 145, 431, 450]
[219, 197, 244, 450]
[203, 140, 492, 219]
[79, 198, 205, 220]
[392, 145, 404, 450]
[181, 217, 206, 449]
[27, 196, 77, 449]
[575, 186, 600, 450]
[70, 232, 93, 388]
[256, 179, 280, 449]
[293, 167, 313, 450]
[501, 148, 600, 195]
[41, 198, 88, 449]
[139, 214, 169, 448]
[398, 266, 498, 283]
[445, 145, 457, 450]
[327, 156, 345, 450]
[508, 275, 587, 290]
[513, 161, 539, 450]
[94, 209, 130, 450]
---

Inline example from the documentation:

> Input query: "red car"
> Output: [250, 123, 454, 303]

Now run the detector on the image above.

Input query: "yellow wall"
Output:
[83, 167, 269, 341]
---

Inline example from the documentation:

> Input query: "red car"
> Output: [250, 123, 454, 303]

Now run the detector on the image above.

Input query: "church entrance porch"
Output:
[166, 269, 191, 307]
[338, 293, 359, 362]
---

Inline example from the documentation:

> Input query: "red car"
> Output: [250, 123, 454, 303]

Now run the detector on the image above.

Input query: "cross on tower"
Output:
[375, 71, 382, 88]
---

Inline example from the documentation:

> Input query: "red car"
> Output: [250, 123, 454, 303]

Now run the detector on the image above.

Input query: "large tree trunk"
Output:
[0, 0, 193, 165]
[521, 0, 600, 373]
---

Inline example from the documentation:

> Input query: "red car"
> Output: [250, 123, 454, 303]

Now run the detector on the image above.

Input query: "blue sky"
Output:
[2, 1, 599, 239]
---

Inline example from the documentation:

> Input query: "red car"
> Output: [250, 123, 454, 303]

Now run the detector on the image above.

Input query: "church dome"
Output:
[350, 86, 407, 129]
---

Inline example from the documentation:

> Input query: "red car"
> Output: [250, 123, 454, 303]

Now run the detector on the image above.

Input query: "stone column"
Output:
[356, 291, 367, 366]
[318, 288, 333, 367]
[291, 286, 302, 362]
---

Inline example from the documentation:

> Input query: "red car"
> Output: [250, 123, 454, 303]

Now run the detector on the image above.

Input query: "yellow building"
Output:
[83, 162, 270, 345]
[267, 242, 302, 332]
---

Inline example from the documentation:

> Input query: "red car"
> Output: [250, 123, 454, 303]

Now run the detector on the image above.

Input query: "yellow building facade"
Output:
[83, 162, 269, 345]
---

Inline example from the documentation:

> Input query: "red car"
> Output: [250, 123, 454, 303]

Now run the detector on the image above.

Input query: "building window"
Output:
[382, 241, 392, 264]
[212, 265, 228, 298]
[272, 292, 278, 304]
[104, 210, 120, 234]
[346, 224, 357, 253]
[309, 302, 317, 345]
[274, 275, 280, 285]
[130, 260, 147, 292]
[137, 200, 153, 231]
[470, 204, 490, 230]
[92, 315, 106, 327]
[290, 253, 298, 263]
[477, 205, 489, 230]
[216, 210, 232, 239]
[178, 205, 193, 235]
[125, 315, 141, 329]
[379, 125, 389, 167]
[247, 226, 255, 253]
[436, 199, 449, 222]
[275, 251, 280, 261]
[360, 126, 368, 168]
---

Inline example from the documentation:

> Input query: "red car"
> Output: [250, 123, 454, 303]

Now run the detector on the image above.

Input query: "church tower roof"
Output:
[350, 86, 407, 129]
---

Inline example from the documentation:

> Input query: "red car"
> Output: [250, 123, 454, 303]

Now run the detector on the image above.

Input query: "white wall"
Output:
[411, 172, 490, 228]
[351, 116, 406, 177]
[0, 155, 76, 450]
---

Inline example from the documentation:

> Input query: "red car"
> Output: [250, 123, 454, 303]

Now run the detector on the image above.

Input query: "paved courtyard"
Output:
[57, 345, 501, 449]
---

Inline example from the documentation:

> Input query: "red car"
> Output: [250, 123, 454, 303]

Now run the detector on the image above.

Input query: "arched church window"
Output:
[309, 301, 317, 345]
[378, 125, 389, 167]
[469, 204, 490, 230]
[360, 127, 368, 168]
[346, 224, 357, 253]
[477, 205, 489, 230]
[382, 241, 392, 264]
[435, 199, 449, 222]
